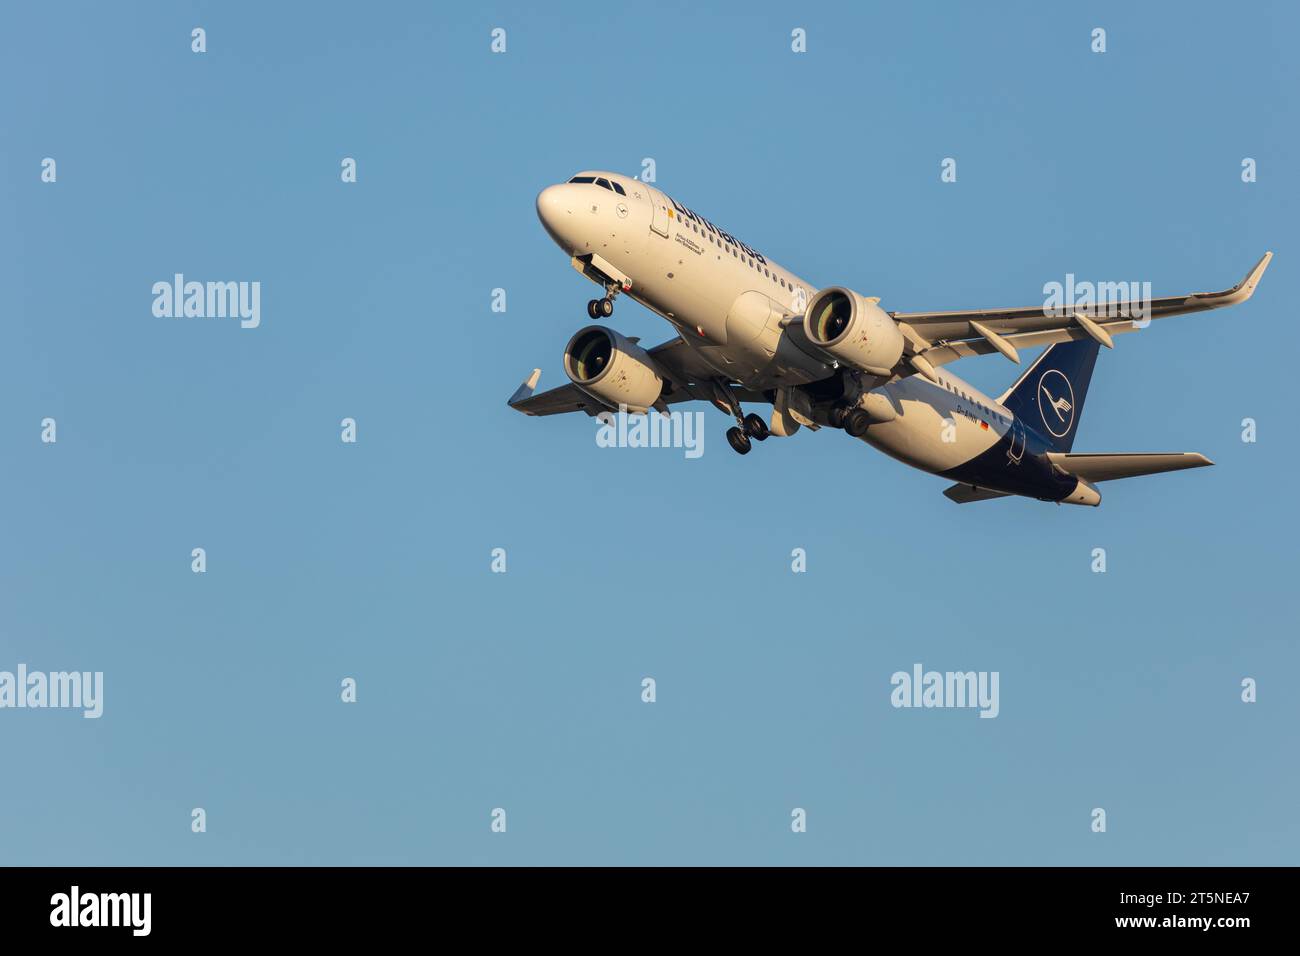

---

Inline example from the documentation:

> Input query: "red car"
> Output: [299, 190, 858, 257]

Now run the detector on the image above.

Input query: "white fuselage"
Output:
[536, 171, 1011, 478]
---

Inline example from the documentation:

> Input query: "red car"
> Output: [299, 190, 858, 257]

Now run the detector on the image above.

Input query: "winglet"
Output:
[1239, 250, 1272, 299]
[508, 369, 542, 407]
[1208, 251, 1272, 305]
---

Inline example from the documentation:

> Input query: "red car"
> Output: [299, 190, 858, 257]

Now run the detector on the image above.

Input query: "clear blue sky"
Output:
[1, 0, 1295, 865]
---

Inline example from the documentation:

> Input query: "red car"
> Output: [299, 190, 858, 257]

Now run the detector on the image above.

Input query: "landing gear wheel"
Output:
[726, 426, 752, 455]
[586, 299, 601, 319]
[743, 413, 769, 441]
[844, 409, 872, 438]
[828, 407, 848, 429]
[598, 297, 614, 317]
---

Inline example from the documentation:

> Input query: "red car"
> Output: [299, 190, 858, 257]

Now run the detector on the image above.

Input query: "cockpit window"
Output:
[568, 175, 625, 195]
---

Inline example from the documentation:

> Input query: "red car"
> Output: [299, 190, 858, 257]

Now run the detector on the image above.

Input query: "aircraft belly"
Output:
[633, 240, 738, 343]
[862, 386, 999, 474]
[603, 215, 829, 389]
[720, 289, 829, 386]
[633, 249, 823, 387]
[941, 441, 1077, 501]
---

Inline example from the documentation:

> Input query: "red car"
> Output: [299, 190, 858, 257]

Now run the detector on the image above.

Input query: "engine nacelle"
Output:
[803, 287, 905, 376]
[563, 325, 664, 414]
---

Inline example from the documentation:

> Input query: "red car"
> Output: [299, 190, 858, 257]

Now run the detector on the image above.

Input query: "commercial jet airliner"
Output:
[509, 170, 1271, 506]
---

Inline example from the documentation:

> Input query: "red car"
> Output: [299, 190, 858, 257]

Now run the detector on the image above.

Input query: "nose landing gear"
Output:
[586, 281, 625, 320]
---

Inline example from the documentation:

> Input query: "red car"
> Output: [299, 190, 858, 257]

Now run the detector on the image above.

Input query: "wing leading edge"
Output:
[895, 252, 1272, 371]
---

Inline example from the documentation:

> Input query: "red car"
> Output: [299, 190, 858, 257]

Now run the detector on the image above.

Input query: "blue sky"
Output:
[1, 0, 1295, 865]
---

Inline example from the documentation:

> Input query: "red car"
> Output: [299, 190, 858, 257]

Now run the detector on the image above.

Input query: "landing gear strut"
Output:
[716, 382, 771, 456]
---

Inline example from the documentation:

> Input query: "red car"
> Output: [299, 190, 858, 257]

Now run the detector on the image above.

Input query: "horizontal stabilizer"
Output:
[943, 483, 1011, 504]
[1046, 452, 1213, 482]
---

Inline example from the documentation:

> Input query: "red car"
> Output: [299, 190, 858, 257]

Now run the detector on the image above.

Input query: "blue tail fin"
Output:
[999, 340, 1100, 452]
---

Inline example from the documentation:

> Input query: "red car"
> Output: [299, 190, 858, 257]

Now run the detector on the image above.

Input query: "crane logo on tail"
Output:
[1037, 369, 1076, 438]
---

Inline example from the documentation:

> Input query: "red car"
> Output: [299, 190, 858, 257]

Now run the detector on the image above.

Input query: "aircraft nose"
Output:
[535, 184, 571, 242]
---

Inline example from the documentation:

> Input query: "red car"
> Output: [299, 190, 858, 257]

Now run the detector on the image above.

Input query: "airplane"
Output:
[510, 170, 1272, 506]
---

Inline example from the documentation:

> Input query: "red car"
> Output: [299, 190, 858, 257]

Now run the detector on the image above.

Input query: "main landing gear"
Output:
[726, 412, 770, 456]
[828, 405, 871, 438]
[843, 409, 872, 438]
[711, 381, 770, 456]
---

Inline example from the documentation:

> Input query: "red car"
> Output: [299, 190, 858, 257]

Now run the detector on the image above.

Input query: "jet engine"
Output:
[563, 325, 664, 414]
[803, 287, 905, 377]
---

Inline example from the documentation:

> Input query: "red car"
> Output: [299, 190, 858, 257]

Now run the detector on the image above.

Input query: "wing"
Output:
[892, 253, 1271, 371]
[507, 336, 767, 417]
[506, 369, 603, 417]
[1046, 452, 1213, 482]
